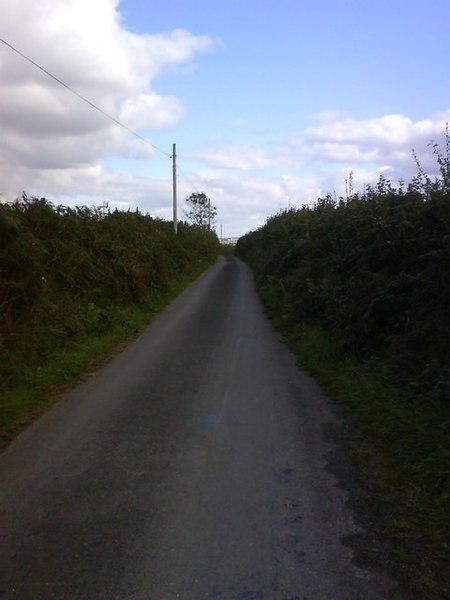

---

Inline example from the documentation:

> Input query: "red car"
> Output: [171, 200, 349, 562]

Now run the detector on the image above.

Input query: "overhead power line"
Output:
[0, 37, 170, 157]
[178, 165, 201, 196]
[0, 37, 219, 233]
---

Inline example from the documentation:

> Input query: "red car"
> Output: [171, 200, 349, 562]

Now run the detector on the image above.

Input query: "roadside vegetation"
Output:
[0, 196, 220, 441]
[236, 137, 450, 598]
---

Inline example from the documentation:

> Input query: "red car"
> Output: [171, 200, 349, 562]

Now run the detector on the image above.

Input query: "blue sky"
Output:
[1, 0, 449, 236]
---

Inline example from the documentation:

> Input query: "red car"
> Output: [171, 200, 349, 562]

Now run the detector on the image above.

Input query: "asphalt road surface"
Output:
[0, 257, 396, 599]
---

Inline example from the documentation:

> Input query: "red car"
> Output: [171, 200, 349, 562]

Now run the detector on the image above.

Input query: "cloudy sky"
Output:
[1, 0, 449, 237]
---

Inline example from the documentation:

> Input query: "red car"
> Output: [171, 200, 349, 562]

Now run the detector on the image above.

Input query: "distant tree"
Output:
[185, 192, 217, 230]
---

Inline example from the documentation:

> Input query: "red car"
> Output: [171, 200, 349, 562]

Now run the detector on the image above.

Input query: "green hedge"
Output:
[236, 169, 450, 597]
[0, 195, 220, 390]
[236, 184, 450, 400]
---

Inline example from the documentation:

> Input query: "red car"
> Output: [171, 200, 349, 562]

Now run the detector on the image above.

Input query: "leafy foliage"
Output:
[0, 196, 220, 392]
[236, 184, 450, 402]
[184, 192, 217, 229]
[236, 145, 450, 595]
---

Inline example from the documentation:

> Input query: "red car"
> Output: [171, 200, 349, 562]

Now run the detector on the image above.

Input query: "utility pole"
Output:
[172, 143, 178, 235]
[208, 196, 211, 231]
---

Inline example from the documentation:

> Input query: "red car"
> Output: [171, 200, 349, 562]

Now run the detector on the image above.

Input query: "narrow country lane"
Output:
[0, 257, 396, 599]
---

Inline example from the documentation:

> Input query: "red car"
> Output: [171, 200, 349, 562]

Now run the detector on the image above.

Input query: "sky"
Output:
[1, 0, 449, 238]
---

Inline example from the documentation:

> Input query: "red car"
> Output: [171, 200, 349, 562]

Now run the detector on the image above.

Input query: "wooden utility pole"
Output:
[208, 196, 211, 231]
[172, 143, 178, 234]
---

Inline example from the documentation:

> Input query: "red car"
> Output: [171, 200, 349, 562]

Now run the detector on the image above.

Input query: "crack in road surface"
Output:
[0, 257, 398, 599]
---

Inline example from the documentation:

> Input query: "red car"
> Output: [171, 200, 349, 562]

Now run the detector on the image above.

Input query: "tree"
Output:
[185, 192, 217, 230]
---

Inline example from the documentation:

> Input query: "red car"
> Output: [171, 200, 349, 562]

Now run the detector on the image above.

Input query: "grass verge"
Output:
[0, 263, 213, 447]
[269, 313, 449, 599]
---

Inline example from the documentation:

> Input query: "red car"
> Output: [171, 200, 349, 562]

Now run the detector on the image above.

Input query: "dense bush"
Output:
[0, 195, 220, 388]
[236, 151, 450, 596]
[236, 180, 450, 400]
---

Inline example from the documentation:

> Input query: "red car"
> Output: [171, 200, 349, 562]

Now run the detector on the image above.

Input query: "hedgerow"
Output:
[237, 185, 449, 396]
[0, 196, 220, 393]
[236, 141, 450, 597]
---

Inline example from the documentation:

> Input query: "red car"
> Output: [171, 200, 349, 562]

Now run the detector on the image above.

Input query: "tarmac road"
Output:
[0, 256, 396, 599]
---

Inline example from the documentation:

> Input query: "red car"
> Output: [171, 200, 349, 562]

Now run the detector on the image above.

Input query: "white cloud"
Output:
[182, 109, 449, 234]
[297, 111, 450, 169]
[287, 110, 450, 198]
[1, 1, 449, 238]
[119, 93, 183, 130]
[175, 168, 321, 237]
[188, 145, 299, 171]
[0, 0, 213, 194]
